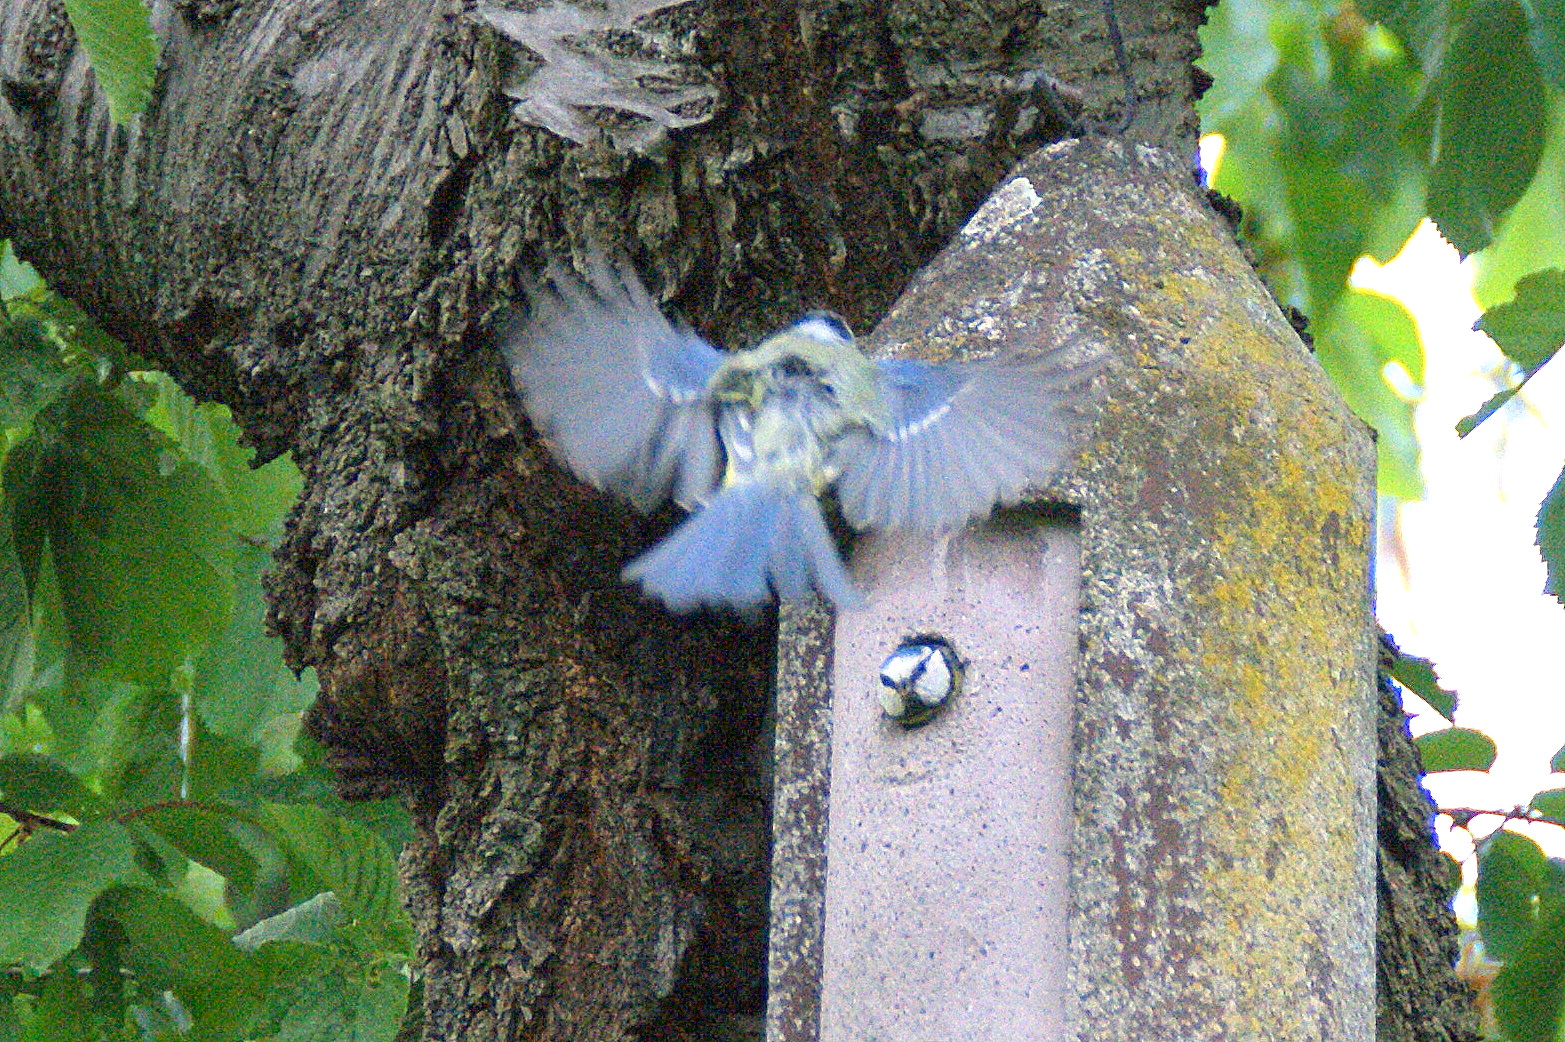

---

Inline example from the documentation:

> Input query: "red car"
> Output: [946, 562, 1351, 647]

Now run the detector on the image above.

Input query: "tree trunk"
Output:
[0, 0, 1475, 1038]
[1376, 639, 1483, 1042]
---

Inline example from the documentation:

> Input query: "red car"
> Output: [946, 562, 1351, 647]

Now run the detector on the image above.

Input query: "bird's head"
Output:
[786, 309, 854, 346]
[710, 311, 891, 432]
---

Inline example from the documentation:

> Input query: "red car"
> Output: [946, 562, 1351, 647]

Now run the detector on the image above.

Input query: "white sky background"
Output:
[1353, 222, 1565, 863]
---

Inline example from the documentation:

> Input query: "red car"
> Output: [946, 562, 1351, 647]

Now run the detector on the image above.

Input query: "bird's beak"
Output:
[712, 365, 766, 409]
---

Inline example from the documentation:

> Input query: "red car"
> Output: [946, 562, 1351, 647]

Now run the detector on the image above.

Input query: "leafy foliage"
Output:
[1476, 269, 1565, 375]
[1531, 789, 1565, 822]
[1198, 0, 1427, 497]
[1477, 830, 1556, 963]
[1424, 1, 1547, 256]
[1456, 267, 1565, 442]
[1384, 604, 1565, 1040]
[61, 0, 158, 125]
[0, 822, 149, 972]
[1415, 727, 1497, 774]
[1540, 468, 1565, 602]
[0, 248, 413, 1041]
[1314, 287, 1424, 499]
[1385, 649, 1457, 719]
[1476, 830, 1565, 1042]
[1201, 0, 1565, 580]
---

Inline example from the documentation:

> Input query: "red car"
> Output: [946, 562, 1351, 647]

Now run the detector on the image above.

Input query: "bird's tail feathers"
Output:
[623, 484, 865, 612]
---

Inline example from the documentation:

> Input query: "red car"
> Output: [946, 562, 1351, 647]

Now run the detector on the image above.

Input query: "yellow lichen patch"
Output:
[1120, 297, 1376, 1036]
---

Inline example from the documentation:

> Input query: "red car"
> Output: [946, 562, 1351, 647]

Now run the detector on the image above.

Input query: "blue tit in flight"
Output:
[503, 257, 1099, 612]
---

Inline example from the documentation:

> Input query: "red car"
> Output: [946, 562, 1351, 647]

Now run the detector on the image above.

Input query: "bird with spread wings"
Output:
[503, 258, 1101, 612]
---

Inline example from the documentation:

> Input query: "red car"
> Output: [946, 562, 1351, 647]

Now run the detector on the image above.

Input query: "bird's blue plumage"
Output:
[502, 257, 1101, 612]
[620, 482, 864, 612]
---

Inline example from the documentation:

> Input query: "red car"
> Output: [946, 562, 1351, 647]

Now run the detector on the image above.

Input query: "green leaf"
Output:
[1529, 0, 1565, 88]
[1471, 99, 1565, 309]
[1542, 857, 1565, 916]
[0, 753, 103, 820]
[92, 886, 271, 1039]
[61, 0, 158, 125]
[211, 419, 301, 542]
[85, 681, 182, 806]
[0, 521, 33, 715]
[257, 804, 410, 943]
[132, 804, 260, 890]
[23, 963, 122, 1041]
[1479, 828, 1550, 962]
[4, 431, 48, 601]
[1200, 4, 1425, 315]
[141, 376, 301, 541]
[92, 885, 242, 990]
[1386, 650, 1458, 719]
[1427, 0, 1549, 253]
[184, 713, 265, 803]
[1316, 288, 1425, 499]
[0, 315, 74, 432]
[192, 541, 315, 749]
[1492, 893, 1565, 1042]
[1415, 726, 1497, 772]
[1476, 268, 1565, 372]
[1538, 465, 1565, 604]
[1357, 0, 1454, 73]
[4, 289, 130, 382]
[1552, 744, 1565, 774]
[1195, 0, 1284, 133]
[252, 941, 410, 1042]
[1456, 384, 1525, 438]
[1533, 788, 1565, 822]
[0, 241, 43, 301]
[15, 386, 235, 684]
[0, 820, 149, 970]
[247, 740, 414, 854]
[23, 675, 115, 771]
[0, 991, 18, 1041]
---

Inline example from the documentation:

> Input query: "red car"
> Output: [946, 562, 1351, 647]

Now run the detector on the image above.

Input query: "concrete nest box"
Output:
[767, 137, 1376, 1042]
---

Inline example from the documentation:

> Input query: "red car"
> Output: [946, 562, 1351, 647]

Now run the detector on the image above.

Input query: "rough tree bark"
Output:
[1377, 639, 1483, 1042]
[0, 0, 1475, 1038]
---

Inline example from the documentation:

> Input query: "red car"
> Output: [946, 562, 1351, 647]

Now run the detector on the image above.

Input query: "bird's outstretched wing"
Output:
[503, 259, 725, 511]
[831, 346, 1102, 530]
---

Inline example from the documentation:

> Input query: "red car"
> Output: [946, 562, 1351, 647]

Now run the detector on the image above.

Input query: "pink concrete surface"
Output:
[819, 518, 1078, 1041]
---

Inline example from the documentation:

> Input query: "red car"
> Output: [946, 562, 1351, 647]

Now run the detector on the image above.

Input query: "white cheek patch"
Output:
[791, 315, 854, 345]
